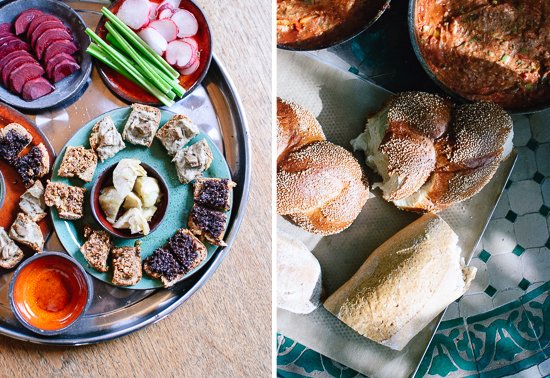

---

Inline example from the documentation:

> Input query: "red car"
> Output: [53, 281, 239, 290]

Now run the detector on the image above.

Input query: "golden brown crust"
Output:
[277, 98, 325, 165]
[111, 244, 142, 286]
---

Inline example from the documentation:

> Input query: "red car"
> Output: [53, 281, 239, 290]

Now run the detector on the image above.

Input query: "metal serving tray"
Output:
[0, 1, 250, 345]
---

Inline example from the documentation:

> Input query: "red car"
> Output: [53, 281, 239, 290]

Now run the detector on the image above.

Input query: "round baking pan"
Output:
[277, 0, 391, 51]
[0, 0, 92, 113]
[408, 0, 550, 114]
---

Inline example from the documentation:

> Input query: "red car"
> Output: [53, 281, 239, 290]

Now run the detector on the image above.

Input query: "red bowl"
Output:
[90, 162, 169, 239]
[95, 0, 212, 105]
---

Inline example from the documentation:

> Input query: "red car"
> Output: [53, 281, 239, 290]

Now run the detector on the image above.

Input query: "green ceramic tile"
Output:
[479, 250, 491, 263]
[526, 139, 539, 151]
[484, 285, 497, 297]
[505, 210, 518, 223]
[533, 171, 545, 184]
[513, 245, 526, 256]
[518, 278, 530, 291]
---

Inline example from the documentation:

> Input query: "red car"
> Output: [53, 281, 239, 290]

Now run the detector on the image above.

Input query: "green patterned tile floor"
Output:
[277, 89, 550, 377]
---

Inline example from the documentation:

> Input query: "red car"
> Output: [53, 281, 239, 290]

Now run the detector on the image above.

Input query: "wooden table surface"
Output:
[0, 1, 272, 376]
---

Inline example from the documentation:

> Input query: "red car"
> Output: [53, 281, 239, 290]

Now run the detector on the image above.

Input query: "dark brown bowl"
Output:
[277, 0, 390, 51]
[90, 162, 169, 239]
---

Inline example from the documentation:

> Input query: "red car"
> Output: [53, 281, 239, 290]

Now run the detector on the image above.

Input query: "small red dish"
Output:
[90, 162, 169, 239]
[95, 0, 212, 106]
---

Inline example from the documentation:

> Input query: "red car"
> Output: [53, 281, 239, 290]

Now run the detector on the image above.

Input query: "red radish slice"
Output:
[180, 37, 198, 52]
[150, 19, 178, 42]
[138, 27, 167, 55]
[171, 9, 198, 38]
[180, 52, 198, 69]
[178, 58, 199, 75]
[158, 8, 174, 19]
[148, 3, 159, 20]
[165, 40, 193, 68]
[157, 2, 174, 14]
[116, 0, 151, 30]
[164, 0, 181, 8]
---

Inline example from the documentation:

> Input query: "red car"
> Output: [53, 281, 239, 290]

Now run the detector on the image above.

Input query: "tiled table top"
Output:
[277, 109, 550, 377]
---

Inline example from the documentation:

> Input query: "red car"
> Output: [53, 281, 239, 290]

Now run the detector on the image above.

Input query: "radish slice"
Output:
[165, 0, 181, 8]
[138, 27, 168, 55]
[165, 40, 193, 67]
[157, 2, 174, 14]
[158, 8, 174, 19]
[116, 0, 151, 30]
[171, 9, 198, 38]
[180, 37, 198, 52]
[148, 3, 159, 20]
[150, 19, 178, 42]
[180, 52, 198, 69]
[179, 58, 199, 75]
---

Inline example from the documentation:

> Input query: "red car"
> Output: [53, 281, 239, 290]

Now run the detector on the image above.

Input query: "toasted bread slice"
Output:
[156, 114, 199, 156]
[143, 247, 186, 288]
[9, 213, 43, 252]
[14, 143, 50, 187]
[80, 226, 112, 273]
[188, 205, 227, 246]
[19, 180, 47, 221]
[89, 115, 126, 162]
[44, 180, 86, 220]
[172, 139, 213, 184]
[0, 123, 32, 163]
[193, 178, 236, 211]
[0, 226, 24, 269]
[58, 146, 98, 182]
[122, 104, 161, 147]
[112, 243, 142, 286]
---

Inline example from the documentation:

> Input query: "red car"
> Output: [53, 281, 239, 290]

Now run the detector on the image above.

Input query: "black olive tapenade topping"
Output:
[168, 230, 198, 271]
[14, 145, 44, 186]
[195, 179, 229, 210]
[145, 247, 185, 281]
[0, 129, 32, 164]
[190, 205, 226, 239]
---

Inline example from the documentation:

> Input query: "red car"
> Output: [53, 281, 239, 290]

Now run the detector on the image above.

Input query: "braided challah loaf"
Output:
[277, 98, 369, 235]
[351, 92, 514, 212]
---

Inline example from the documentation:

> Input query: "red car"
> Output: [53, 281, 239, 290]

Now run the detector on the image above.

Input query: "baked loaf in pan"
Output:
[324, 214, 476, 350]
[351, 92, 514, 212]
[277, 98, 369, 235]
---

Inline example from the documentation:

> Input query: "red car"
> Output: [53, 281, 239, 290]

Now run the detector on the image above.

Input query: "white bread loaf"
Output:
[324, 213, 476, 350]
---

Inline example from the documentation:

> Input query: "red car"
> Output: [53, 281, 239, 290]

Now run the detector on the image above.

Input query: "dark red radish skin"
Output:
[30, 20, 68, 48]
[27, 15, 63, 40]
[9, 63, 45, 93]
[0, 50, 32, 73]
[0, 40, 30, 60]
[35, 28, 73, 59]
[0, 23, 12, 35]
[46, 53, 76, 78]
[14, 9, 43, 35]
[43, 40, 78, 63]
[2, 55, 37, 85]
[50, 60, 80, 82]
[21, 77, 54, 101]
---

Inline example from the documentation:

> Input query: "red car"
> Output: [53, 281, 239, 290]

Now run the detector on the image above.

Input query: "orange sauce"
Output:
[12, 255, 88, 331]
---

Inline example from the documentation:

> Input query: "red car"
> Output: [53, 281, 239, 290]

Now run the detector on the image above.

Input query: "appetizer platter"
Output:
[276, 50, 516, 377]
[0, 0, 249, 344]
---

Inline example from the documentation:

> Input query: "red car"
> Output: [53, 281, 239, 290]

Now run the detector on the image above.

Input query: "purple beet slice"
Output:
[46, 52, 76, 78]
[1, 54, 37, 85]
[8, 62, 44, 93]
[0, 23, 11, 35]
[43, 40, 78, 62]
[30, 20, 67, 48]
[35, 28, 72, 59]
[0, 50, 32, 73]
[21, 77, 54, 101]
[49, 59, 80, 82]
[14, 9, 43, 35]
[26, 14, 62, 39]
[0, 40, 30, 60]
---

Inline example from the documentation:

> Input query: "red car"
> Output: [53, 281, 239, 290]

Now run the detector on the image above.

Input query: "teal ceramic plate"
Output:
[50, 107, 232, 289]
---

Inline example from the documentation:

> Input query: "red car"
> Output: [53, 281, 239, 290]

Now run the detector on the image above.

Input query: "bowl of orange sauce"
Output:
[9, 252, 93, 335]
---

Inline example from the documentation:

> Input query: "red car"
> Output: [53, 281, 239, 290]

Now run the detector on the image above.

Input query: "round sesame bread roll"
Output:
[324, 214, 477, 351]
[352, 92, 513, 212]
[277, 98, 369, 235]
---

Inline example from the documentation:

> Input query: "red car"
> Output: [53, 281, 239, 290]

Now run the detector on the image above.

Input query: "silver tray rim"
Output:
[0, 53, 252, 345]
